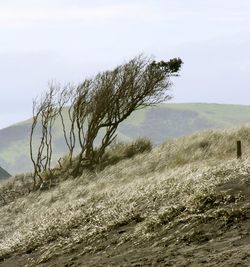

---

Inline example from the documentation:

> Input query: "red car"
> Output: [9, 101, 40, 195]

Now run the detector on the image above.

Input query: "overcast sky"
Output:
[0, 0, 250, 129]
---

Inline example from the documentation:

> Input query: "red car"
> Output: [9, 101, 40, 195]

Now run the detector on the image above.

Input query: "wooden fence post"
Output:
[237, 140, 242, 159]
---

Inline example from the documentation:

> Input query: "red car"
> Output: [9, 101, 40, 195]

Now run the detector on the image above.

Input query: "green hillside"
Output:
[0, 126, 250, 266]
[1, 103, 250, 175]
[0, 166, 11, 180]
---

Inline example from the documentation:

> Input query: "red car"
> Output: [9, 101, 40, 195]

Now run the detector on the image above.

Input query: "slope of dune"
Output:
[0, 126, 250, 266]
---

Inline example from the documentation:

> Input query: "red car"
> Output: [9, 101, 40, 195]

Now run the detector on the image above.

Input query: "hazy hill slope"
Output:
[0, 126, 250, 266]
[0, 167, 11, 180]
[1, 103, 250, 175]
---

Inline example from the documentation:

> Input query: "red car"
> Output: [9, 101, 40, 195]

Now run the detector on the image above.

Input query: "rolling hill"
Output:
[0, 167, 11, 180]
[1, 103, 250, 175]
[0, 126, 250, 266]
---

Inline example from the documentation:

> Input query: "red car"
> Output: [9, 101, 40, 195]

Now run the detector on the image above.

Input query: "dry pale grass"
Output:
[0, 126, 250, 265]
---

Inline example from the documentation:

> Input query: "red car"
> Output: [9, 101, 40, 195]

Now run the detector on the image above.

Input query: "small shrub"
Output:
[198, 140, 210, 149]
[122, 138, 152, 158]
[100, 138, 152, 169]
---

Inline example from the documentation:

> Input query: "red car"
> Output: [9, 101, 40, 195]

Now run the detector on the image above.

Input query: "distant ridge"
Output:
[0, 166, 11, 180]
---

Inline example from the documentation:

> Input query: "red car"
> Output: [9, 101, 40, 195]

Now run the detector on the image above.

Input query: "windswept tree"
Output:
[72, 55, 183, 175]
[30, 55, 183, 183]
[30, 84, 60, 188]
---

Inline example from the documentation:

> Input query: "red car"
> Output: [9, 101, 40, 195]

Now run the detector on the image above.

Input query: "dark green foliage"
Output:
[150, 58, 183, 74]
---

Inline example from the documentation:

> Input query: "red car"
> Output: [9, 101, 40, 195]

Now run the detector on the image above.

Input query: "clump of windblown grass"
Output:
[99, 137, 152, 169]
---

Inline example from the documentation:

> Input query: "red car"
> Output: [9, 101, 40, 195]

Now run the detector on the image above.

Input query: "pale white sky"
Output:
[0, 0, 250, 129]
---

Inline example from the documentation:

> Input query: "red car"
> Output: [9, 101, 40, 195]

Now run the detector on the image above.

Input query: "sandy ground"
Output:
[1, 215, 249, 267]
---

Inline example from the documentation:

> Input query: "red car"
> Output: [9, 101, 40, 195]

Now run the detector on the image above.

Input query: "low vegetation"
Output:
[0, 126, 250, 266]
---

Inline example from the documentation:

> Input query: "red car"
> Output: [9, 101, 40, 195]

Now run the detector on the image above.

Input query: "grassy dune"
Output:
[0, 126, 250, 266]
